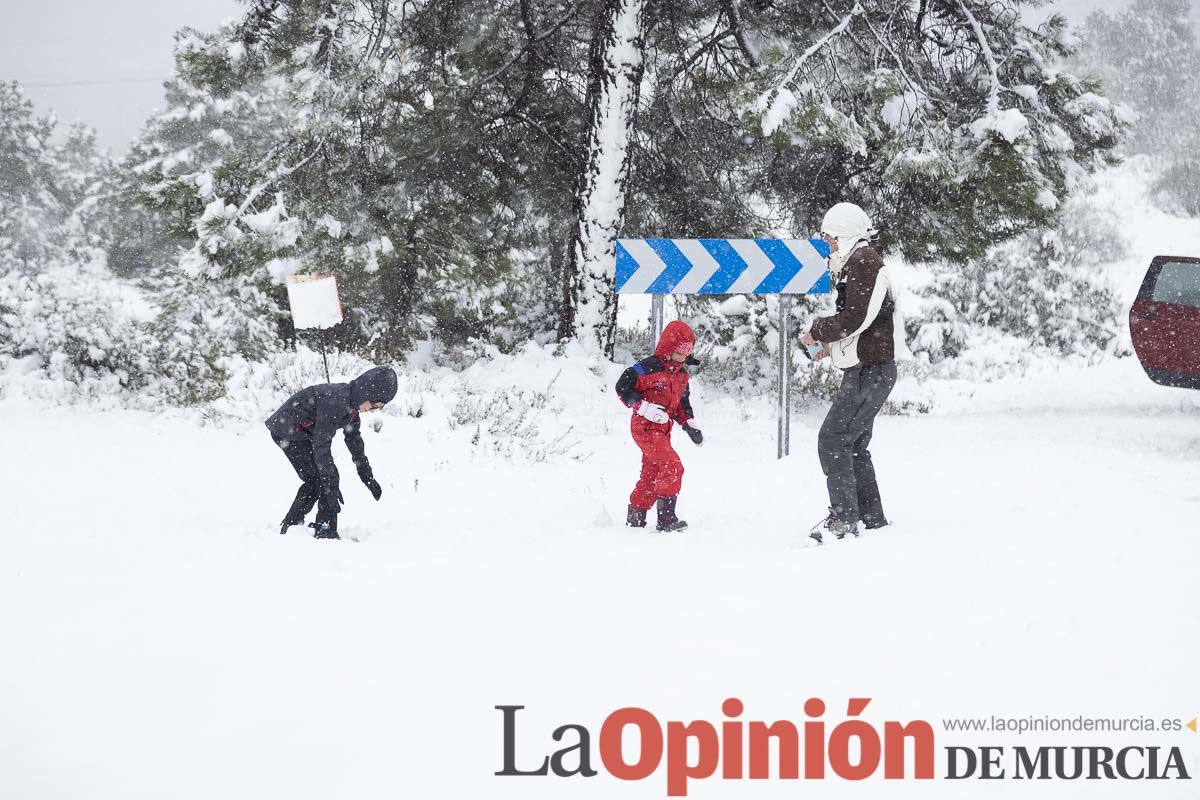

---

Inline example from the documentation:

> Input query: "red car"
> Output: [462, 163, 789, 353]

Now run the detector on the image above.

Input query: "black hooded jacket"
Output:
[265, 366, 399, 487]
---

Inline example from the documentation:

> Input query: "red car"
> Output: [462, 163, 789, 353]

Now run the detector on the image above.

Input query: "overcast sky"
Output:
[0, 0, 242, 152]
[0, 0, 1182, 154]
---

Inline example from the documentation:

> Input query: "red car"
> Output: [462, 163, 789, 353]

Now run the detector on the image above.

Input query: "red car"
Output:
[1129, 255, 1200, 389]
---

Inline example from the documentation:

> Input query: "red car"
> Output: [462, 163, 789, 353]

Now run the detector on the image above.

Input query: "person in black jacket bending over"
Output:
[265, 365, 399, 539]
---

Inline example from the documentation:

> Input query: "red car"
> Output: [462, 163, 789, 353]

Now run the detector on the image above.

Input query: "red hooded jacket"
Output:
[615, 320, 698, 430]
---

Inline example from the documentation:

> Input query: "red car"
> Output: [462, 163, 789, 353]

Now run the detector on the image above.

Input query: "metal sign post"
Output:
[615, 238, 830, 459]
[318, 328, 331, 383]
[650, 295, 664, 345]
[777, 295, 792, 459]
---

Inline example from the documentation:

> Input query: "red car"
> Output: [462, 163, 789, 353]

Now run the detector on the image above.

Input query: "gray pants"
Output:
[817, 361, 897, 525]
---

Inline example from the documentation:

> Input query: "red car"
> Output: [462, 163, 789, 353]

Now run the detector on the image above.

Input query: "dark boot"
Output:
[310, 520, 340, 540]
[311, 491, 340, 540]
[626, 505, 647, 528]
[824, 511, 859, 540]
[655, 496, 688, 532]
[809, 508, 859, 543]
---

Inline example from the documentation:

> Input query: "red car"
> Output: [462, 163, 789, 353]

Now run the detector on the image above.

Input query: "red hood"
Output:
[654, 320, 696, 360]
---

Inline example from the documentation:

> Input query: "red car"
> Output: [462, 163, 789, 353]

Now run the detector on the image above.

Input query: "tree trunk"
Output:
[378, 219, 419, 356]
[550, 223, 569, 335]
[560, 0, 647, 356]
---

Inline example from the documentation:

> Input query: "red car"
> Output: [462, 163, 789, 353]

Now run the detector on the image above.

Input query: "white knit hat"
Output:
[821, 202, 875, 273]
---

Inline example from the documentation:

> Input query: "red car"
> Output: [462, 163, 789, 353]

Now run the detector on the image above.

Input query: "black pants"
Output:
[817, 361, 897, 525]
[274, 436, 338, 530]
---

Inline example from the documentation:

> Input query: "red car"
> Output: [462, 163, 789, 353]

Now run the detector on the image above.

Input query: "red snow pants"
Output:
[629, 418, 683, 509]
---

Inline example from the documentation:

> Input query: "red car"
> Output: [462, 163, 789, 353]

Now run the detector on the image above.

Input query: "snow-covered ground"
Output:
[2, 349, 1197, 798]
[3, 155, 1200, 797]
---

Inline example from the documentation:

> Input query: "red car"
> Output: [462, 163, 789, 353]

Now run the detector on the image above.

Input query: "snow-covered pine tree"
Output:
[749, 0, 1126, 262]
[113, 0, 1127, 376]
[128, 1, 589, 357]
[1077, 0, 1198, 157]
[50, 124, 123, 264]
[631, 0, 1127, 388]
[0, 82, 61, 272]
[0, 83, 161, 397]
[1077, 0, 1200, 214]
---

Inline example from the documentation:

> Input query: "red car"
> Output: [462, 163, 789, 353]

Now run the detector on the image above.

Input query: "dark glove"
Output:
[356, 461, 382, 500]
[365, 477, 382, 501]
[682, 422, 703, 446]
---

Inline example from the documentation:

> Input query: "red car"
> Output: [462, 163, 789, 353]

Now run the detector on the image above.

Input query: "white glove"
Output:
[635, 401, 669, 424]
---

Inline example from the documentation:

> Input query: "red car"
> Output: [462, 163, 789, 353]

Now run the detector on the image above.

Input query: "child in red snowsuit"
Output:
[615, 320, 704, 531]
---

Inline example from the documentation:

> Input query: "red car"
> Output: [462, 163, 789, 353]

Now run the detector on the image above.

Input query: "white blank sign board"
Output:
[285, 274, 343, 330]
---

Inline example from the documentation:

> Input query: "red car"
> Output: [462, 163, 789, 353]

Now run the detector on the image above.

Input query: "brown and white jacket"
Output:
[809, 244, 907, 368]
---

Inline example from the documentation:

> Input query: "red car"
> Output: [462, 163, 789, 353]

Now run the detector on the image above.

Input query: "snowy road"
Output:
[2, 357, 1198, 798]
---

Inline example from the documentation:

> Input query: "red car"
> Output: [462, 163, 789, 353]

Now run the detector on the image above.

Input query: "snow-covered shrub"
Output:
[929, 197, 1125, 358]
[674, 294, 837, 397]
[682, 295, 778, 394]
[447, 371, 584, 463]
[906, 291, 971, 364]
[0, 257, 158, 397]
[204, 345, 379, 426]
[790, 356, 845, 404]
[199, 338, 589, 463]
[0, 82, 178, 404]
[0, 254, 283, 408]
[146, 269, 280, 405]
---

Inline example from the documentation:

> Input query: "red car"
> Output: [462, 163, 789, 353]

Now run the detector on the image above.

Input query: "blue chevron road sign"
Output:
[614, 238, 832, 295]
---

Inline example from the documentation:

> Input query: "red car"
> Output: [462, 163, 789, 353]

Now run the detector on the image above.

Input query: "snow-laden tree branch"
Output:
[228, 139, 327, 231]
[758, 2, 863, 135]
[956, 0, 1001, 114]
[724, 0, 760, 68]
[471, 2, 582, 91]
[846, 1, 941, 116]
